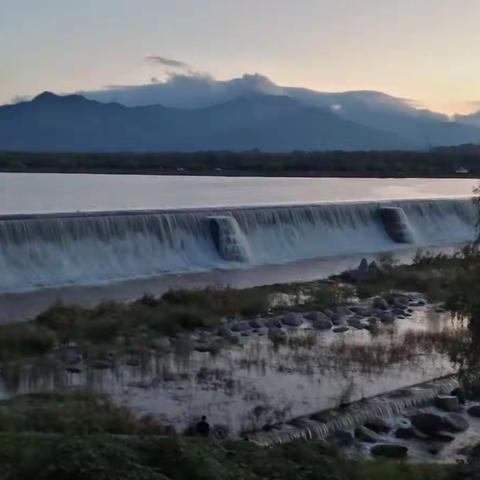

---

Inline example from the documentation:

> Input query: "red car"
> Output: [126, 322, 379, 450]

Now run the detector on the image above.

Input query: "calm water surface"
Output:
[0, 173, 477, 214]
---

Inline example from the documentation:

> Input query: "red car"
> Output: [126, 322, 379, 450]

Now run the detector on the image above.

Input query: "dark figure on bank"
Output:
[196, 416, 210, 437]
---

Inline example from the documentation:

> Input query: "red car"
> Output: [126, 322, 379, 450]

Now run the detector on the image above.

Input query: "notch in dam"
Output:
[380, 207, 415, 244]
[208, 216, 251, 262]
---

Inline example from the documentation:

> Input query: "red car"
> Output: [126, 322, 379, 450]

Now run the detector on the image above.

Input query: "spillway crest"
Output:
[0, 198, 475, 292]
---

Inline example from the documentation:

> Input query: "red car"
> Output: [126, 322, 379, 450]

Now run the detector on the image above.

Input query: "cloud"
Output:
[146, 55, 190, 70]
[82, 72, 285, 108]
[10, 94, 33, 104]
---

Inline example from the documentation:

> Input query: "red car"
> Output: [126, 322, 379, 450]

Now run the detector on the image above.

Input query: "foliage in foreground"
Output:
[0, 434, 452, 480]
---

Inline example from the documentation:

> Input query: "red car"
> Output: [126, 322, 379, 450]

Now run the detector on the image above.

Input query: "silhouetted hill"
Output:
[0, 92, 413, 152]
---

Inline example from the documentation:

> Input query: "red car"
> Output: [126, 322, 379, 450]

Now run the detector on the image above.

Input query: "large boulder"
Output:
[435, 395, 460, 412]
[281, 312, 303, 327]
[371, 443, 408, 459]
[442, 413, 469, 433]
[410, 413, 445, 434]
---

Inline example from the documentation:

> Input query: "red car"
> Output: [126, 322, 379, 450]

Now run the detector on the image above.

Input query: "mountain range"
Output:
[2, 74, 480, 152]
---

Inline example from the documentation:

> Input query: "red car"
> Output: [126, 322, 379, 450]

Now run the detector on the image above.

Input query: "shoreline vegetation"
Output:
[2, 249, 480, 478]
[1, 146, 480, 177]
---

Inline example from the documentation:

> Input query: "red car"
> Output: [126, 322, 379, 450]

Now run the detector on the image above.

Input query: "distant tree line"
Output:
[0, 146, 479, 177]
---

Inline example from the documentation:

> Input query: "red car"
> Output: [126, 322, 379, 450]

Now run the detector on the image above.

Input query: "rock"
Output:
[249, 319, 265, 329]
[328, 430, 354, 446]
[442, 413, 469, 433]
[266, 317, 283, 328]
[312, 318, 333, 330]
[373, 297, 389, 310]
[347, 318, 365, 330]
[435, 395, 460, 412]
[429, 431, 456, 442]
[355, 426, 380, 443]
[304, 311, 329, 322]
[323, 309, 335, 319]
[451, 387, 466, 405]
[379, 312, 395, 324]
[395, 425, 416, 439]
[331, 315, 347, 326]
[367, 261, 383, 279]
[365, 417, 391, 434]
[333, 326, 349, 333]
[371, 443, 408, 459]
[231, 321, 251, 332]
[281, 312, 303, 327]
[350, 306, 370, 317]
[410, 413, 445, 434]
[467, 405, 480, 418]
[410, 300, 426, 307]
[332, 306, 353, 317]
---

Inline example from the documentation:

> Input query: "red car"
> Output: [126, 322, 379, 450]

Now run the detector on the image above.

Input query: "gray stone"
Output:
[371, 443, 408, 459]
[249, 319, 265, 329]
[266, 317, 283, 328]
[348, 318, 366, 330]
[350, 306, 370, 317]
[312, 318, 333, 330]
[435, 395, 460, 412]
[355, 426, 380, 443]
[365, 417, 391, 434]
[231, 321, 251, 332]
[331, 315, 347, 326]
[468, 405, 480, 418]
[442, 413, 469, 432]
[65, 366, 82, 374]
[410, 413, 445, 434]
[364, 323, 381, 335]
[333, 326, 349, 333]
[281, 312, 303, 327]
[429, 431, 456, 442]
[373, 297, 389, 310]
[304, 311, 329, 322]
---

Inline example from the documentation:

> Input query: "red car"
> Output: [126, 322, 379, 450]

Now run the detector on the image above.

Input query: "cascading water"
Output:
[0, 198, 475, 293]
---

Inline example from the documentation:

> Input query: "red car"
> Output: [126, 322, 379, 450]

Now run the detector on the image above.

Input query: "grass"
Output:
[0, 392, 167, 435]
[0, 433, 453, 480]
[0, 282, 353, 361]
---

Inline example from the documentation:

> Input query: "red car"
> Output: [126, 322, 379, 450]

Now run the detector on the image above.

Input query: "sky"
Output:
[1, 0, 480, 115]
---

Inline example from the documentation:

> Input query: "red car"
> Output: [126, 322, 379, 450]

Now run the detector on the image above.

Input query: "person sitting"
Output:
[195, 415, 210, 437]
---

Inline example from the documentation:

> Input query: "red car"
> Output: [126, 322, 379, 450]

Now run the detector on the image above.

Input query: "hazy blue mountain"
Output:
[80, 73, 480, 148]
[454, 111, 480, 128]
[0, 92, 413, 152]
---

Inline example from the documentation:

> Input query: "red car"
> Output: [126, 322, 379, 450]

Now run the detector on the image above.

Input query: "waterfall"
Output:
[0, 198, 475, 293]
[247, 376, 459, 446]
